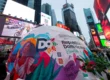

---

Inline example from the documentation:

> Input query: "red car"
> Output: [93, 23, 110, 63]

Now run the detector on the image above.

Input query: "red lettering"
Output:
[0, 38, 14, 45]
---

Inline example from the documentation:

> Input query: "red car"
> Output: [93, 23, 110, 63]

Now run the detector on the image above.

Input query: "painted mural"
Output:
[7, 27, 93, 80]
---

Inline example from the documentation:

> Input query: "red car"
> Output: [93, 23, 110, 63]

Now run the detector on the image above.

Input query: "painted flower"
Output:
[87, 61, 96, 70]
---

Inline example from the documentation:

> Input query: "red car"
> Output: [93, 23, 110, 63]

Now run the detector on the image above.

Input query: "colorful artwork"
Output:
[7, 26, 93, 80]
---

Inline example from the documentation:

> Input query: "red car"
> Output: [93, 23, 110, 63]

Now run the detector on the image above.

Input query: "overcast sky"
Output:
[42, 0, 97, 43]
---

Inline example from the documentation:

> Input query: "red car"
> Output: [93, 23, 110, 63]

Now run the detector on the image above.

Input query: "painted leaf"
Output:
[30, 60, 44, 80]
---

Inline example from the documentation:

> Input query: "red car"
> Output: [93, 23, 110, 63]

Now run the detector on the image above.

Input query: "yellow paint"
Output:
[21, 38, 37, 47]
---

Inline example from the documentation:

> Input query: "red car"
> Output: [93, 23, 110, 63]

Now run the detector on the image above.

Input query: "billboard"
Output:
[56, 23, 70, 31]
[3, 0, 35, 22]
[100, 39, 110, 47]
[90, 28, 101, 47]
[103, 26, 110, 40]
[91, 29, 96, 35]
[100, 39, 107, 47]
[0, 38, 14, 45]
[2, 17, 36, 37]
[94, 0, 110, 20]
[93, 36, 100, 46]
[106, 7, 110, 22]
[96, 23, 106, 39]
[40, 12, 52, 26]
[0, 15, 36, 37]
[101, 18, 110, 40]
[95, 23, 110, 47]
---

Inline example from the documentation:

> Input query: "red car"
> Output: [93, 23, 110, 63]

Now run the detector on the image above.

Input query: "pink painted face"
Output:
[22, 42, 30, 56]
[14, 41, 36, 78]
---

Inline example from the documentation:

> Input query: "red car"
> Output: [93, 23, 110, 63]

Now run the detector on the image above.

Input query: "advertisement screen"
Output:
[93, 36, 100, 46]
[91, 29, 96, 35]
[101, 18, 110, 40]
[94, 0, 110, 20]
[103, 26, 110, 40]
[3, 0, 35, 22]
[90, 27, 101, 47]
[106, 7, 110, 22]
[99, 35, 106, 39]
[96, 23, 103, 32]
[96, 23, 106, 39]
[99, 18, 110, 47]
[101, 39, 107, 47]
[40, 12, 52, 26]
[100, 39, 110, 47]
[56, 23, 70, 31]
[1, 17, 36, 37]
[0, 38, 14, 45]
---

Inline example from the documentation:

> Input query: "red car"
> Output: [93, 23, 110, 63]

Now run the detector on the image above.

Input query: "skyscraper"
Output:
[41, 3, 57, 26]
[51, 9, 57, 25]
[84, 8, 100, 47]
[14, 0, 42, 24]
[83, 8, 94, 25]
[27, 0, 34, 8]
[62, 3, 82, 34]
[14, 0, 28, 6]
[34, 0, 41, 24]
[0, 0, 7, 13]
[41, 3, 52, 16]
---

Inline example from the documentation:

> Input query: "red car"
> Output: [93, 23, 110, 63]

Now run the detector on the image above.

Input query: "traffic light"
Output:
[0, 0, 7, 13]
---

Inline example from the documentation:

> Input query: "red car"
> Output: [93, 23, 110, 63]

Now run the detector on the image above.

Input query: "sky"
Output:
[42, 0, 98, 43]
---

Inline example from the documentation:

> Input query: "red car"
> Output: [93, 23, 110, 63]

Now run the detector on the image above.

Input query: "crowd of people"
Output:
[0, 50, 10, 80]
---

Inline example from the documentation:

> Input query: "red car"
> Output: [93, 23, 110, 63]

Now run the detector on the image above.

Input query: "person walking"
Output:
[0, 56, 7, 80]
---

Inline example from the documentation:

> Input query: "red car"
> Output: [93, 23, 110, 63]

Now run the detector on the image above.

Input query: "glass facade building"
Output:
[84, 8, 100, 47]
[41, 3, 52, 16]
[62, 3, 82, 34]
[34, 0, 41, 24]
[51, 9, 57, 26]
[41, 3, 57, 26]
[14, 0, 28, 6]
[27, 0, 34, 8]
[0, 0, 7, 13]
[83, 8, 94, 25]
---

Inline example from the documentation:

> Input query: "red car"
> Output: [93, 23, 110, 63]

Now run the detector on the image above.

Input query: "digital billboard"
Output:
[95, 23, 110, 47]
[0, 15, 36, 37]
[91, 29, 96, 35]
[96, 23, 103, 33]
[3, 0, 35, 22]
[56, 23, 70, 31]
[103, 26, 110, 40]
[100, 39, 110, 47]
[94, 0, 110, 20]
[40, 12, 52, 26]
[96, 23, 106, 39]
[2, 17, 36, 37]
[0, 38, 14, 45]
[93, 36, 100, 46]
[90, 27, 101, 47]
[101, 18, 110, 40]
[100, 39, 107, 47]
[106, 7, 110, 22]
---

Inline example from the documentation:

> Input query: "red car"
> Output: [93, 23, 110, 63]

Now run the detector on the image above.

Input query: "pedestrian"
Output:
[0, 56, 7, 80]
[5, 49, 10, 60]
